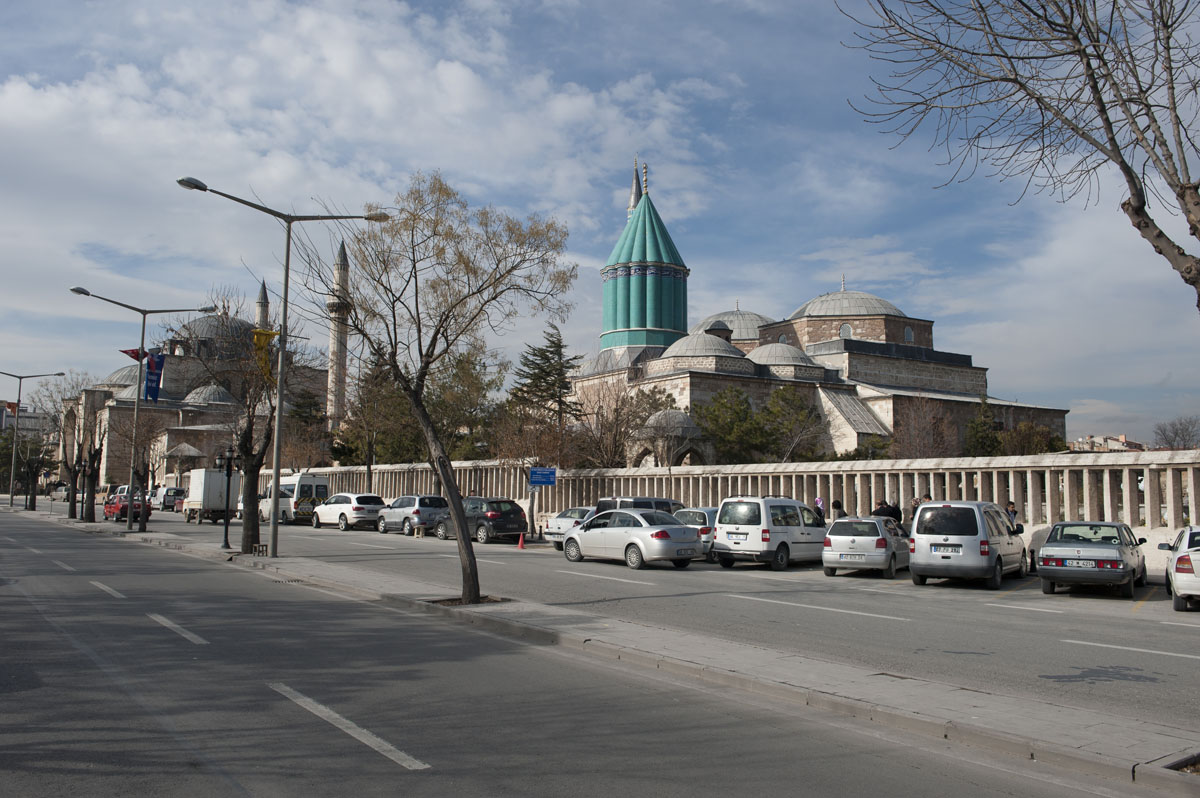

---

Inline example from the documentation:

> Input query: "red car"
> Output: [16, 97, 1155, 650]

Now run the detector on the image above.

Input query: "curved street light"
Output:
[177, 176, 388, 557]
[1, 370, 66, 508]
[71, 287, 217, 530]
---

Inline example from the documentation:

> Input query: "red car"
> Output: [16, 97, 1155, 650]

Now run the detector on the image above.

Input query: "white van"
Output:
[258, 473, 330, 524]
[712, 496, 826, 570]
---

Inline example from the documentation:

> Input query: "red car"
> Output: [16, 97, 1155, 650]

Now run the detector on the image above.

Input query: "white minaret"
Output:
[255, 280, 269, 329]
[325, 241, 350, 430]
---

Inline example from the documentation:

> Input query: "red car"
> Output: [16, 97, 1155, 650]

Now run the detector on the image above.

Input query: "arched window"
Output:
[777, 334, 788, 343]
[839, 323, 852, 339]
[904, 326, 914, 343]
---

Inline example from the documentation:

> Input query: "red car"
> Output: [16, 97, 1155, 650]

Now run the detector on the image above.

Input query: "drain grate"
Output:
[273, 579, 305, 584]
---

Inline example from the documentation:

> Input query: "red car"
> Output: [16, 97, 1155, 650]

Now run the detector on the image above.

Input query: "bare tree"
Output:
[298, 171, 576, 603]
[847, 1, 1200, 311]
[573, 381, 677, 468]
[31, 371, 95, 519]
[891, 394, 958, 458]
[1154, 413, 1200, 448]
[105, 408, 174, 531]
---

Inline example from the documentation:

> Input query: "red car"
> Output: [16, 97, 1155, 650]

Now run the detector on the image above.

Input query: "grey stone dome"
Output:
[644, 408, 699, 431]
[746, 342, 816, 366]
[113, 384, 139, 400]
[100, 363, 141, 387]
[690, 309, 775, 341]
[184, 383, 237, 405]
[661, 333, 746, 359]
[179, 313, 255, 341]
[790, 290, 905, 319]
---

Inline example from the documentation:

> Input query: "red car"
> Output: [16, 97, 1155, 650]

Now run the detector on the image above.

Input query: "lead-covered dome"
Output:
[184, 383, 237, 405]
[746, 343, 816, 366]
[661, 333, 746, 359]
[790, 290, 905, 319]
[100, 363, 141, 387]
[690, 309, 775, 341]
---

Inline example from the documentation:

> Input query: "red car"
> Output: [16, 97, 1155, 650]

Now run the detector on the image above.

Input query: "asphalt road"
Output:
[1, 512, 1177, 797]
[127, 507, 1200, 732]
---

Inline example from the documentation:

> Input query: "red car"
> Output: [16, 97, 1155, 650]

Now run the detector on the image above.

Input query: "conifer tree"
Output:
[509, 323, 582, 465]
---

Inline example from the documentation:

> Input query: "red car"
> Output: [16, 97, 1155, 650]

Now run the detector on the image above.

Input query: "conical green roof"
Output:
[605, 194, 685, 268]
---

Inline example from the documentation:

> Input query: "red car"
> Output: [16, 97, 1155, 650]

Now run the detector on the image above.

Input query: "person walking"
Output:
[831, 499, 848, 519]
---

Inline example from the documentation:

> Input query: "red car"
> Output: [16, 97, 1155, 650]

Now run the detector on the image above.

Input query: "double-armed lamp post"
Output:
[176, 177, 388, 557]
[1, 370, 65, 507]
[69, 288, 216, 530]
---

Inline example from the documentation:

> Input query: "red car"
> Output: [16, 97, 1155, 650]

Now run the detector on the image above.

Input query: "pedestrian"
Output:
[831, 499, 848, 519]
[813, 496, 826, 524]
[1005, 501, 1018, 524]
[872, 500, 890, 518]
[884, 501, 902, 523]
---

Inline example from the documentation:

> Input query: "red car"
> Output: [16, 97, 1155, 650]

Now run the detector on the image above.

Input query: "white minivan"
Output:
[712, 496, 826, 570]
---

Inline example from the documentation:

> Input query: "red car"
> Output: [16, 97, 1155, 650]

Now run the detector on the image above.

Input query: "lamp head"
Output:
[177, 176, 208, 192]
[70, 286, 91, 296]
[364, 212, 390, 223]
[198, 305, 218, 313]
[54, 372, 65, 377]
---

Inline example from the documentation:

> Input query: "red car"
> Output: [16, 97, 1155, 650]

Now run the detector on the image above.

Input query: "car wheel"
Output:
[823, 566, 836, 577]
[1016, 550, 1029, 579]
[435, 522, 448, 540]
[1165, 572, 1172, 595]
[259, 509, 267, 523]
[1173, 591, 1188, 611]
[1119, 578, 1134, 599]
[1041, 579, 1055, 594]
[475, 526, 490, 544]
[625, 544, 645, 570]
[705, 549, 717, 564]
[718, 556, 735, 569]
[1134, 565, 1146, 587]
[985, 559, 1003, 590]
[338, 514, 349, 531]
[564, 539, 584, 562]
[377, 517, 387, 534]
[553, 541, 563, 551]
[311, 513, 320, 528]
[881, 555, 896, 580]
[769, 544, 789, 572]
[911, 571, 927, 586]
[402, 519, 414, 537]
[672, 559, 691, 569]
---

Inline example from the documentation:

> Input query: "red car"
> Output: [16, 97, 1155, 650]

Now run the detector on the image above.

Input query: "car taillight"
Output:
[485, 511, 500, 519]
[1177, 554, 1194, 574]
[761, 529, 771, 542]
[979, 539, 990, 556]
[1094, 559, 1122, 569]
[1040, 556, 1063, 567]
[651, 530, 671, 540]
[352, 506, 363, 511]
[909, 538, 915, 553]
[412, 509, 420, 515]
[875, 537, 887, 549]
[823, 537, 831, 548]
[700, 526, 713, 536]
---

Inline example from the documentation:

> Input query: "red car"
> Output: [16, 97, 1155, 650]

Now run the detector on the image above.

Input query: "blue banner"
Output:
[143, 353, 165, 403]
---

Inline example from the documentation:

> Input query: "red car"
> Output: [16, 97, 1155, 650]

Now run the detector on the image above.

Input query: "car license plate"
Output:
[840, 554, 865, 561]
[727, 533, 747, 541]
[676, 549, 694, 557]
[1065, 559, 1094, 568]
[931, 545, 960, 553]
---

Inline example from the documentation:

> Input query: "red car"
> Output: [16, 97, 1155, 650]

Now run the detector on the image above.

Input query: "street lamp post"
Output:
[1, 370, 65, 508]
[177, 176, 387, 558]
[70, 288, 217, 530]
[214, 445, 238, 550]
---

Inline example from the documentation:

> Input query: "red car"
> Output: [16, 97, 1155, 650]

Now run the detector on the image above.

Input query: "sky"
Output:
[1, 0, 1196, 443]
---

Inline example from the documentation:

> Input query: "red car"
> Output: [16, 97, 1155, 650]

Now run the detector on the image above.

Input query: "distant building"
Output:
[1070, 434, 1146, 453]
[1, 403, 49, 434]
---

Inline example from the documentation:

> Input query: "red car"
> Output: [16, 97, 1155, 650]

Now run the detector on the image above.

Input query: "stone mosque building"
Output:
[571, 161, 1067, 465]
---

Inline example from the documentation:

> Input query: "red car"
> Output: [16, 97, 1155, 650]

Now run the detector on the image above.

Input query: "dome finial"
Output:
[642, 161, 648, 194]
[841, 273, 846, 291]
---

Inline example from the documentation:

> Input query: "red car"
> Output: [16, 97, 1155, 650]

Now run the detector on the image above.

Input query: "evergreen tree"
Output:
[964, 396, 1002, 457]
[759, 388, 823, 462]
[509, 323, 582, 464]
[693, 388, 767, 464]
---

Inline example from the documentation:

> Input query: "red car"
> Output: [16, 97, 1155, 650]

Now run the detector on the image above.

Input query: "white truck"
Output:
[182, 468, 241, 524]
[258, 472, 330, 524]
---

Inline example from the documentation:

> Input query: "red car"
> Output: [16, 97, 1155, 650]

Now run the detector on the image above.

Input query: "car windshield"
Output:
[718, 501, 761, 525]
[675, 511, 706, 525]
[829, 521, 880, 537]
[915, 507, 978, 536]
[1047, 524, 1121, 544]
[357, 495, 384, 505]
[420, 497, 448, 508]
[488, 501, 518, 513]
[642, 511, 683, 526]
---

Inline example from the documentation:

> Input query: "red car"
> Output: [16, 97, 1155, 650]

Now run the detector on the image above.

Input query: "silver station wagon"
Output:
[563, 509, 700, 570]
[1038, 522, 1147, 598]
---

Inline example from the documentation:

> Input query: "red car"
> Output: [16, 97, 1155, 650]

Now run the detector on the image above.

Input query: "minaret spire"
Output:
[255, 280, 269, 329]
[627, 155, 642, 220]
[325, 241, 351, 432]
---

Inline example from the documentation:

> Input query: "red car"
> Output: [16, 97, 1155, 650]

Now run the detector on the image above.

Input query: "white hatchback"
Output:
[822, 516, 910, 579]
[1160, 525, 1200, 611]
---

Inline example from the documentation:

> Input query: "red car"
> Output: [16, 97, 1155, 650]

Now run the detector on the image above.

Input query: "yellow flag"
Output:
[253, 329, 280, 382]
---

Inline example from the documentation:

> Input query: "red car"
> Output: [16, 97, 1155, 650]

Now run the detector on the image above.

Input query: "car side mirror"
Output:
[1137, 538, 1147, 545]
[1158, 542, 1172, 550]
[1013, 523, 1024, 535]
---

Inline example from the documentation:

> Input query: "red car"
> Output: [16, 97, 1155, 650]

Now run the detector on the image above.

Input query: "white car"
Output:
[311, 493, 385, 530]
[545, 507, 593, 550]
[822, 516, 910, 579]
[563, 509, 700, 570]
[1160, 525, 1200, 611]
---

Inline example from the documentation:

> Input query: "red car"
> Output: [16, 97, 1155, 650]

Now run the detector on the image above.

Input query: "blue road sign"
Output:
[529, 467, 557, 486]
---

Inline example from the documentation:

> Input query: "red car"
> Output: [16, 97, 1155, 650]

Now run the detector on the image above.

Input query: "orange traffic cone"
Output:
[517, 533, 526, 549]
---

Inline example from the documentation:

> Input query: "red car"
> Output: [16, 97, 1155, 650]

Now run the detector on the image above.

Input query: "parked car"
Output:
[563, 508, 700, 570]
[434, 497, 527, 543]
[50, 485, 69, 501]
[155, 486, 186, 512]
[545, 506, 594, 551]
[594, 496, 684, 515]
[103, 486, 151, 522]
[311, 493, 386, 530]
[1159, 526, 1200, 611]
[822, 516, 910, 579]
[377, 495, 450, 535]
[674, 507, 718, 561]
[1038, 522, 1147, 598]
[909, 501, 1027, 589]
[711, 496, 826, 570]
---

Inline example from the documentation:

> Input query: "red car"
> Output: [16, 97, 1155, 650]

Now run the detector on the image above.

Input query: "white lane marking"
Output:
[2, 536, 15, 542]
[745, 574, 807, 583]
[346, 542, 392, 549]
[1161, 620, 1200, 629]
[90, 581, 126, 598]
[438, 554, 506, 565]
[985, 603, 1063, 614]
[268, 683, 429, 770]
[555, 569, 656, 586]
[26, 546, 42, 554]
[52, 560, 77, 572]
[726, 594, 911, 622]
[852, 587, 910, 595]
[147, 614, 209, 645]
[1062, 639, 1200, 661]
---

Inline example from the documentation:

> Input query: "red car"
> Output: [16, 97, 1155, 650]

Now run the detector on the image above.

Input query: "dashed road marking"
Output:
[985, 602, 1062, 614]
[438, 554, 506, 565]
[52, 560, 76, 572]
[90, 581, 126, 598]
[555, 569, 655, 586]
[1062, 639, 1200, 660]
[726, 594, 910, 621]
[147, 613, 209, 645]
[1161, 620, 1200, 628]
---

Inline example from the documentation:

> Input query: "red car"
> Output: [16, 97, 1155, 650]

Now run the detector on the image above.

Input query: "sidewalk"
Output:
[9, 505, 1199, 795]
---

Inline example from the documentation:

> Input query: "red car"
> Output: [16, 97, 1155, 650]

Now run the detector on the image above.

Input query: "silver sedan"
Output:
[1038, 522, 1146, 598]
[563, 509, 700, 570]
[822, 517, 909, 578]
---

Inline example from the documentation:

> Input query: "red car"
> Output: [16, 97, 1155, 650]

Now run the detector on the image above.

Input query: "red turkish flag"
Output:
[120, 348, 145, 361]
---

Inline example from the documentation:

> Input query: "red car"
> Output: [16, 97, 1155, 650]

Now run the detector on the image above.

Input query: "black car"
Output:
[434, 496, 527, 543]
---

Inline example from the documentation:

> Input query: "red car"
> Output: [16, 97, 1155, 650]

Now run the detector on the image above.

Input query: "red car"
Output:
[103, 486, 152, 522]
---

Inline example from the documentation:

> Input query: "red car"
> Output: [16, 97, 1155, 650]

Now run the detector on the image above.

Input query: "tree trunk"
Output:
[240, 463, 261, 554]
[1122, 196, 1200, 312]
